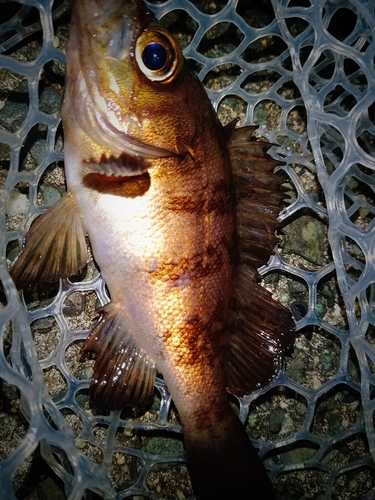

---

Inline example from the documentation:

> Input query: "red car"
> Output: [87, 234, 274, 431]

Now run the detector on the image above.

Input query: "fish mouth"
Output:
[102, 117, 179, 159]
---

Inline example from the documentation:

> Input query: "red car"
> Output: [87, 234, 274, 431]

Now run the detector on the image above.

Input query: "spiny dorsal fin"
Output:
[83, 303, 156, 410]
[229, 126, 285, 273]
[10, 193, 87, 289]
[228, 126, 294, 395]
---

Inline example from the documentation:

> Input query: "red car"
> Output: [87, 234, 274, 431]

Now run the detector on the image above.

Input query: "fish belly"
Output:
[72, 170, 232, 404]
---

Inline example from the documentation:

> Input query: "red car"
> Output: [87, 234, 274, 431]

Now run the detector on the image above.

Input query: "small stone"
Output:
[0, 100, 29, 132]
[263, 273, 280, 284]
[326, 413, 344, 435]
[63, 293, 85, 317]
[320, 353, 334, 375]
[5, 190, 29, 215]
[287, 357, 307, 384]
[280, 446, 316, 464]
[39, 86, 62, 115]
[348, 478, 358, 492]
[312, 375, 322, 389]
[28, 137, 47, 164]
[269, 407, 285, 433]
[39, 185, 61, 206]
[247, 413, 258, 428]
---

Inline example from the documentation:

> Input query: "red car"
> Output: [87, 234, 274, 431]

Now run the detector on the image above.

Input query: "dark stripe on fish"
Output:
[164, 179, 232, 216]
[146, 242, 228, 284]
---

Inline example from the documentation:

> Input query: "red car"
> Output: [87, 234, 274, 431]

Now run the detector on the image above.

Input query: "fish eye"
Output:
[142, 43, 167, 71]
[136, 28, 183, 83]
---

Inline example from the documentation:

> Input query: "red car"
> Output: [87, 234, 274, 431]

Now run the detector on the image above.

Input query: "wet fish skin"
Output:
[10, 1, 295, 498]
[62, 0, 236, 419]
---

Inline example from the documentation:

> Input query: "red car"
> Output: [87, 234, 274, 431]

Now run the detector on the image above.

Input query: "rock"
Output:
[39, 85, 62, 115]
[282, 215, 326, 265]
[270, 407, 286, 433]
[319, 353, 334, 375]
[280, 446, 316, 464]
[0, 100, 28, 132]
[36, 476, 65, 500]
[39, 185, 61, 206]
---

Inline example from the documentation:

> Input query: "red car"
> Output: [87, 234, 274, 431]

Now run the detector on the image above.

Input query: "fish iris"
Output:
[142, 42, 167, 71]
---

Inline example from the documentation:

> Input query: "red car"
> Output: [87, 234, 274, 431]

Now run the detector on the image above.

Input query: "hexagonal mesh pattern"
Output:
[1, 0, 375, 499]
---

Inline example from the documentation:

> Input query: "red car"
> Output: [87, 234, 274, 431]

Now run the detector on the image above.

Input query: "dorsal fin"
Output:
[229, 126, 285, 271]
[83, 303, 156, 410]
[227, 126, 294, 395]
[10, 193, 87, 289]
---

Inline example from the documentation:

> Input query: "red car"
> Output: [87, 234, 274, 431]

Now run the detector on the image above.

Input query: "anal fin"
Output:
[10, 193, 87, 289]
[83, 303, 156, 411]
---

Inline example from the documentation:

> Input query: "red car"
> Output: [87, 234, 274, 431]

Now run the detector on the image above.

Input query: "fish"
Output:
[10, 0, 294, 498]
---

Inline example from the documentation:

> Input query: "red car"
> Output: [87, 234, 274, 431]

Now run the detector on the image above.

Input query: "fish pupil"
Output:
[142, 42, 167, 71]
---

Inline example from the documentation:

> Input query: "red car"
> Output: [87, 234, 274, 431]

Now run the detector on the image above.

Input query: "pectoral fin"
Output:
[83, 303, 156, 410]
[10, 193, 87, 289]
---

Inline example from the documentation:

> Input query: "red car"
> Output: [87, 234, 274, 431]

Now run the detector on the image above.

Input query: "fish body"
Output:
[63, 0, 234, 422]
[10, 1, 294, 498]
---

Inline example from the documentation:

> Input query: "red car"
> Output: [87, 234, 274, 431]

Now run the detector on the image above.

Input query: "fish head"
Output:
[64, 0, 214, 172]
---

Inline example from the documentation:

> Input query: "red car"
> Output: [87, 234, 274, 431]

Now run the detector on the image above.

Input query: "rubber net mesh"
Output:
[0, 0, 375, 499]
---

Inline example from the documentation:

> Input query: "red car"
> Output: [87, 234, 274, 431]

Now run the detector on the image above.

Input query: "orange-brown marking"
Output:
[164, 180, 232, 215]
[146, 242, 227, 284]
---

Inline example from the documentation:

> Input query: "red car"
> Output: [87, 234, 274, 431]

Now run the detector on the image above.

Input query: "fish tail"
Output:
[184, 410, 275, 500]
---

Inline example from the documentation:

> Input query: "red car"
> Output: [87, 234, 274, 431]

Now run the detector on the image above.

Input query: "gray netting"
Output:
[0, 0, 375, 498]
